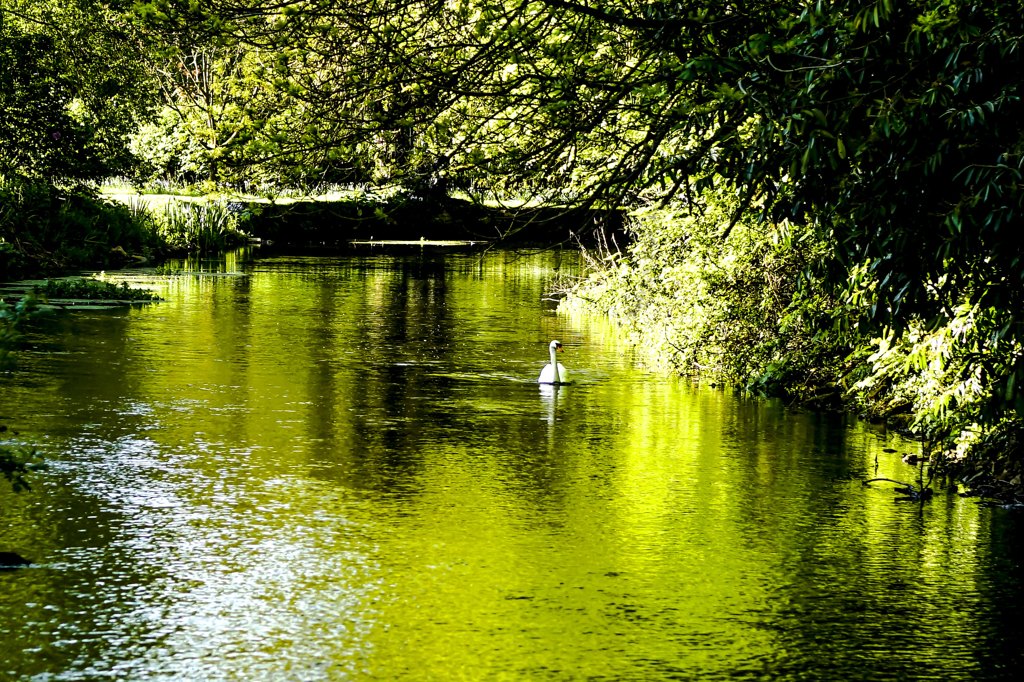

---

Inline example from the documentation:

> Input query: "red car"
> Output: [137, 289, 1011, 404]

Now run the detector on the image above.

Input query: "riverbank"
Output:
[211, 195, 625, 247]
[560, 203, 1024, 504]
[2, 178, 625, 281]
[0, 181, 166, 280]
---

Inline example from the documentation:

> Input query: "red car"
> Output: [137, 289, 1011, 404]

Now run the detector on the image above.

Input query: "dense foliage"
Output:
[566, 196, 1023, 475]
[1, 0, 154, 179]
[0, 24, 96, 179]
[3, 0, 1024, 464]
[564, 196, 851, 399]
[0, 179, 164, 277]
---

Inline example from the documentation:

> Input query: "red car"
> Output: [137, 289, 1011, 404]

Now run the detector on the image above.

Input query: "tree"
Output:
[152, 41, 269, 183]
[128, 1, 1024, 429]
[1, 0, 157, 179]
[0, 23, 95, 179]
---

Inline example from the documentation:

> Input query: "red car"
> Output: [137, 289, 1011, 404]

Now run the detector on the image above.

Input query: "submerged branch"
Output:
[863, 478, 934, 502]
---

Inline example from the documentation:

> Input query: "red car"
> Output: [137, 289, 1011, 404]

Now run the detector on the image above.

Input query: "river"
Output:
[1, 247, 1022, 681]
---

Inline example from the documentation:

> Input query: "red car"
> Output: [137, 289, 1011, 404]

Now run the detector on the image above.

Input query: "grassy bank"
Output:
[561, 201, 1024, 503]
[100, 182, 625, 248]
[0, 178, 256, 279]
[4, 176, 624, 281]
[0, 180, 166, 279]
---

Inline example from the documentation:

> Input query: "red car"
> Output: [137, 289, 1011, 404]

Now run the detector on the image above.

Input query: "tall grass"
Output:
[124, 194, 249, 252]
[153, 200, 250, 252]
[99, 176, 384, 202]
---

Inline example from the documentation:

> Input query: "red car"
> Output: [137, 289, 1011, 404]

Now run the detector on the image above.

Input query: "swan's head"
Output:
[549, 340, 563, 352]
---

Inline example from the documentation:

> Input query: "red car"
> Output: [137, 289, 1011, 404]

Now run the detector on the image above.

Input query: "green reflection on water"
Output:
[1, 249, 1022, 681]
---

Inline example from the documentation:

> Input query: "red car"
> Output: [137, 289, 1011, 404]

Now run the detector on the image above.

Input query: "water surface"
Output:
[2, 249, 1022, 681]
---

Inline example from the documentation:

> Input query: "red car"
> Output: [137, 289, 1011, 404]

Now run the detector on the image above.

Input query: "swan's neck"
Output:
[550, 345, 558, 371]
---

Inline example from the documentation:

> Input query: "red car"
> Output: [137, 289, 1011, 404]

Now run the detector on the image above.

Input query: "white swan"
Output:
[538, 340, 569, 384]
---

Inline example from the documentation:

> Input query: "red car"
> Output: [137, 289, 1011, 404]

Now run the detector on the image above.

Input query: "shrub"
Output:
[564, 190, 857, 399]
[565, 189, 1024, 478]
[0, 178, 165, 274]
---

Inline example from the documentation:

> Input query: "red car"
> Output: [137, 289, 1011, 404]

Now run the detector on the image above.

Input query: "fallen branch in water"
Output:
[863, 478, 934, 502]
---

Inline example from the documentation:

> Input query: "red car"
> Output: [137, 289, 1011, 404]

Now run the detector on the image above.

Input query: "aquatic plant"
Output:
[38, 278, 159, 302]
[0, 293, 39, 369]
[0, 446, 42, 493]
[150, 263, 185, 276]
[156, 200, 249, 252]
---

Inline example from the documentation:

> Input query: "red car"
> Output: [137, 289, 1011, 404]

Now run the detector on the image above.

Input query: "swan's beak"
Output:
[557, 345, 564, 352]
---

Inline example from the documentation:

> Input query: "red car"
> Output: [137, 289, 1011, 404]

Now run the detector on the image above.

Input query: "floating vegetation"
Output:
[39, 278, 160, 302]
[0, 445, 44, 493]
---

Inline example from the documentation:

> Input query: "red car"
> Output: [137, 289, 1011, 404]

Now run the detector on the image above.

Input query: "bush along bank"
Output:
[0, 178, 261, 280]
[0, 179, 166, 279]
[560, 196, 1024, 505]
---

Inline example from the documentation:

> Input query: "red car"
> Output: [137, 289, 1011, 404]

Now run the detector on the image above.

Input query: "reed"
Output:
[155, 200, 249, 252]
